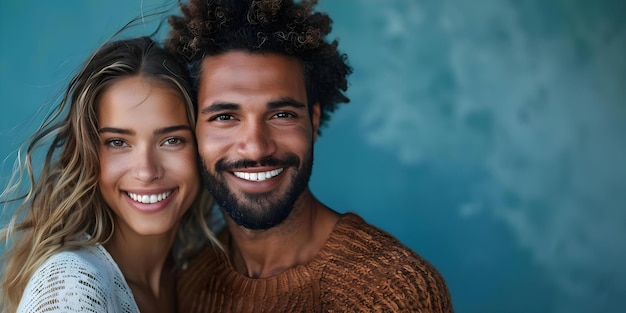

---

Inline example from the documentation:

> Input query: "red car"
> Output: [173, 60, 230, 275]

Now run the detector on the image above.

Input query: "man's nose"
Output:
[236, 120, 277, 161]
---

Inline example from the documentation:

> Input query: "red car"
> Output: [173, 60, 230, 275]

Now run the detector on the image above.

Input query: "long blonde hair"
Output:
[0, 36, 219, 312]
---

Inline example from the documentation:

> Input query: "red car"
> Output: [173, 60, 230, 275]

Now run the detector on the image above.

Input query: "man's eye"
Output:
[212, 114, 234, 121]
[274, 112, 294, 119]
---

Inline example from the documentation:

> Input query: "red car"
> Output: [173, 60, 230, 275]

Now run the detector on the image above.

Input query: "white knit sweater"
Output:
[17, 243, 139, 313]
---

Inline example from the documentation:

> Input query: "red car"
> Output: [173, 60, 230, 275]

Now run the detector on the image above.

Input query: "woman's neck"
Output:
[103, 230, 176, 305]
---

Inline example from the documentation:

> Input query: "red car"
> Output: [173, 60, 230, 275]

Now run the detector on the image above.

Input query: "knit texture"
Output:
[17, 242, 139, 313]
[177, 213, 453, 312]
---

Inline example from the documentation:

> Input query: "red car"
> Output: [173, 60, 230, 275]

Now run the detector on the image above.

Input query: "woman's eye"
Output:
[106, 139, 127, 148]
[164, 137, 184, 146]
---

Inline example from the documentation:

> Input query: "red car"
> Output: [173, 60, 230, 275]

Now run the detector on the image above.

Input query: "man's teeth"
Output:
[127, 191, 172, 204]
[233, 168, 284, 182]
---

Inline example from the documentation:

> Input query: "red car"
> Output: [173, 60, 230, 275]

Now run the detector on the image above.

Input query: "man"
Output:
[166, 0, 453, 312]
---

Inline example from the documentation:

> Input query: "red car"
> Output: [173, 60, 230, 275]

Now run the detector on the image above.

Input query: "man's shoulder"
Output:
[318, 212, 454, 312]
[323, 212, 447, 284]
[328, 212, 424, 262]
[179, 240, 229, 281]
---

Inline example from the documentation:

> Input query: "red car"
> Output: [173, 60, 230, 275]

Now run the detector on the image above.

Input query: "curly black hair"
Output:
[165, 0, 352, 133]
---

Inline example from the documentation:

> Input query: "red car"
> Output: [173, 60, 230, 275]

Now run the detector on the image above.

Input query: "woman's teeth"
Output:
[233, 168, 284, 182]
[127, 191, 172, 204]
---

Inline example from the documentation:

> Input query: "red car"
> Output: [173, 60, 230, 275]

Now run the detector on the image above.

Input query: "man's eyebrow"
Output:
[200, 102, 240, 115]
[267, 98, 306, 110]
[199, 99, 306, 115]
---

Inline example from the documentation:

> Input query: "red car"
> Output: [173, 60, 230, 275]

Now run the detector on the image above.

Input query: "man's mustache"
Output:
[215, 154, 300, 172]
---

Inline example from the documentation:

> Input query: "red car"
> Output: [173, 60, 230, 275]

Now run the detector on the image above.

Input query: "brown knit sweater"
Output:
[177, 213, 453, 312]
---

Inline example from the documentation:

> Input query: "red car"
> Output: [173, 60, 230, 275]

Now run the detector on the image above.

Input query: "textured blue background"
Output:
[1, 1, 625, 312]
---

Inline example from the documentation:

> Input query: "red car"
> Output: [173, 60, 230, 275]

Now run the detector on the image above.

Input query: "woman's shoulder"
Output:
[30, 244, 119, 282]
[17, 245, 136, 313]
[42, 244, 110, 268]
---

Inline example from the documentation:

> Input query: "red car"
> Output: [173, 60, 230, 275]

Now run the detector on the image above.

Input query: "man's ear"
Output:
[312, 102, 321, 142]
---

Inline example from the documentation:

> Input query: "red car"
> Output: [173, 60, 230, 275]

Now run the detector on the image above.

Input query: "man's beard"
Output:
[199, 150, 313, 230]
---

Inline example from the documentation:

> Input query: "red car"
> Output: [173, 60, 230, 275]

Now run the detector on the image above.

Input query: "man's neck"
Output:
[225, 189, 340, 278]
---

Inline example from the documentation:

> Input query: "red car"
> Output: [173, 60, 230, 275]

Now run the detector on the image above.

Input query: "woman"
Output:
[0, 36, 218, 312]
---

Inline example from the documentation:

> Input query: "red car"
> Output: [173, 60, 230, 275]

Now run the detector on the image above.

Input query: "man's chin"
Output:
[222, 200, 292, 230]
[228, 214, 289, 231]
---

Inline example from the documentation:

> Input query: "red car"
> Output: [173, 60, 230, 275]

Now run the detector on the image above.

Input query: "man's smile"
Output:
[233, 168, 284, 182]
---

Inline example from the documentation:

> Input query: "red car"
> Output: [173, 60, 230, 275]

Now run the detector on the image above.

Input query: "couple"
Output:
[0, 0, 453, 312]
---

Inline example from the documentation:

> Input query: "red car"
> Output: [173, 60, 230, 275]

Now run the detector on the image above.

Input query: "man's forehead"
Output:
[198, 52, 306, 92]
[200, 51, 303, 73]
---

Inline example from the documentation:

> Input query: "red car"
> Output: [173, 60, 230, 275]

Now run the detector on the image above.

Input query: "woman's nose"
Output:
[132, 147, 163, 182]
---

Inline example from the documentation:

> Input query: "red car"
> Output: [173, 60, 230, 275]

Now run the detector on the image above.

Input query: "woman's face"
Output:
[97, 76, 199, 238]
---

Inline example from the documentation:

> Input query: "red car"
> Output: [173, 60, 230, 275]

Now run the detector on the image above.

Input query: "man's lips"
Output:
[232, 168, 284, 182]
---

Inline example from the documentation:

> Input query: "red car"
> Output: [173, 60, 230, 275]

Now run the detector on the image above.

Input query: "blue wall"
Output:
[1, 1, 625, 312]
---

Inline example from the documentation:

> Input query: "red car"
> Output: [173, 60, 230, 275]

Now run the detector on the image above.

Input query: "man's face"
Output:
[196, 51, 320, 230]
